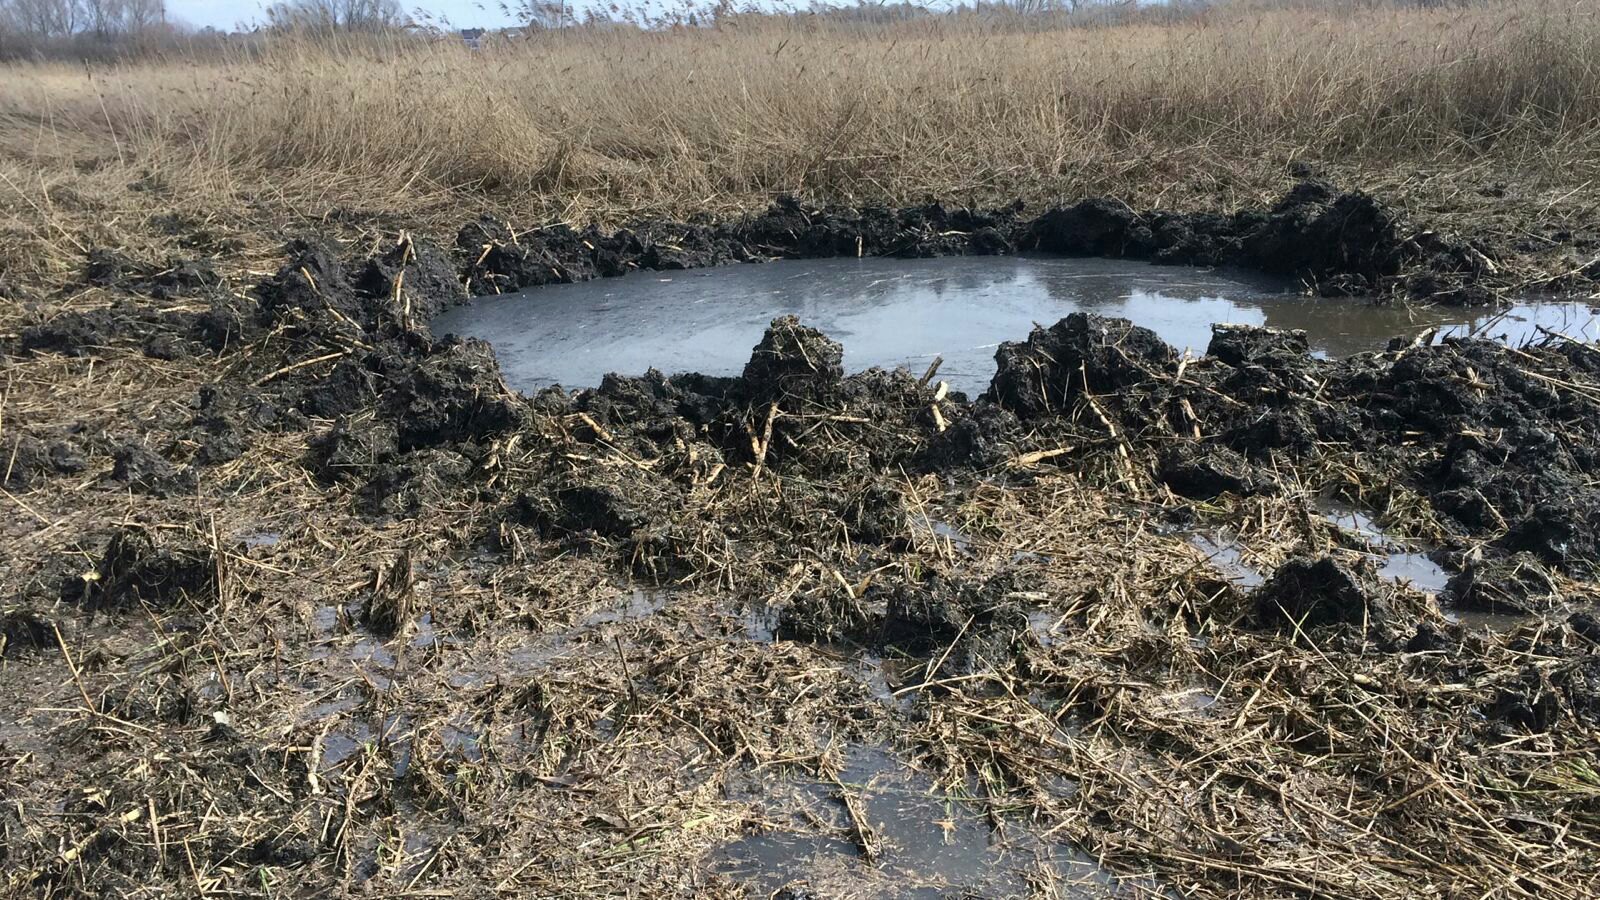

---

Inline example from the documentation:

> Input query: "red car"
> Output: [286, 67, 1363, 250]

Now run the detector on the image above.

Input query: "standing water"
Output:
[432, 256, 1599, 396]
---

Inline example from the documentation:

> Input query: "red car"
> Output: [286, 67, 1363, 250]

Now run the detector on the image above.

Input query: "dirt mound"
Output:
[1445, 553, 1561, 615]
[258, 234, 468, 340]
[517, 467, 679, 540]
[306, 419, 400, 483]
[354, 235, 465, 325]
[972, 318, 1600, 577]
[84, 248, 220, 299]
[110, 442, 195, 497]
[256, 237, 359, 327]
[1022, 180, 1494, 299]
[1252, 555, 1391, 632]
[3, 433, 87, 490]
[0, 608, 56, 656]
[1351, 341, 1600, 574]
[66, 527, 215, 609]
[299, 338, 525, 451]
[1205, 324, 1310, 369]
[915, 401, 1021, 470]
[988, 313, 1177, 419]
[737, 198, 1022, 259]
[741, 315, 846, 402]
[776, 565, 1039, 672]
[378, 339, 526, 450]
[1157, 443, 1277, 499]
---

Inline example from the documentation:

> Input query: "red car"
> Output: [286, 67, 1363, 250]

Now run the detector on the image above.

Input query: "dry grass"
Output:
[3, 0, 1600, 291]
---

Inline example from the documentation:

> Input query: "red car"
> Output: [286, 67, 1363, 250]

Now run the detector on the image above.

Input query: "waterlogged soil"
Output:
[436, 255, 1598, 396]
[4, 182, 1600, 898]
[712, 744, 1123, 898]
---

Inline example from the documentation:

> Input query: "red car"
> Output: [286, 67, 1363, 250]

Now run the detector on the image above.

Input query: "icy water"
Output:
[433, 255, 1600, 396]
[712, 744, 1125, 898]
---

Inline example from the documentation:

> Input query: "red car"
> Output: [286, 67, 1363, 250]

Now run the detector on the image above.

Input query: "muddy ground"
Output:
[3, 182, 1600, 898]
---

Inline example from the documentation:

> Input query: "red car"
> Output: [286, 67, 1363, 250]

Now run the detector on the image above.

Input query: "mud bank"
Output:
[4, 183, 1600, 898]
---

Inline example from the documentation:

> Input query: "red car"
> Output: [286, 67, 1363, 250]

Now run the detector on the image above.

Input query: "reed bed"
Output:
[3, 0, 1600, 290]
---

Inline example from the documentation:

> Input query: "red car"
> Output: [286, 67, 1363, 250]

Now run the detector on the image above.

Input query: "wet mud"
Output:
[4, 181, 1600, 898]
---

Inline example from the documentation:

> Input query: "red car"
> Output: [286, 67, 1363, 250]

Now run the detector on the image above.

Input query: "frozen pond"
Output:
[433, 255, 1599, 396]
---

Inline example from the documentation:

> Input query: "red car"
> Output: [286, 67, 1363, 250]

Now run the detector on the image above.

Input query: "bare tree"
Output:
[1, 0, 167, 39]
[266, 0, 409, 32]
[0, 0, 82, 38]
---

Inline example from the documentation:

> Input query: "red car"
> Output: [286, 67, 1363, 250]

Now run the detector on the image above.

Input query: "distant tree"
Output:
[266, 0, 408, 32]
[0, 0, 81, 38]
[1, 0, 166, 39]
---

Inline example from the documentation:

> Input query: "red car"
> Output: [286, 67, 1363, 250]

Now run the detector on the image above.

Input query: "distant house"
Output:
[460, 28, 485, 49]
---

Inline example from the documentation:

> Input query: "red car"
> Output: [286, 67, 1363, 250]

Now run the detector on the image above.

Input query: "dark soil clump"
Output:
[1253, 556, 1390, 632]
[1021, 180, 1497, 299]
[1445, 553, 1561, 615]
[110, 443, 195, 497]
[4, 434, 87, 490]
[69, 527, 215, 609]
[85, 248, 220, 299]
[0, 608, 57, 656]
[1158, 443, 1277, 499]
[741, 315, 846, 402]
[988, 313, 1176, 419]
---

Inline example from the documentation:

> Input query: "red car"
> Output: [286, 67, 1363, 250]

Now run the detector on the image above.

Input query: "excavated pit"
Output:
[7, 183, 1600, 898]
[432, 255, 1597, 396]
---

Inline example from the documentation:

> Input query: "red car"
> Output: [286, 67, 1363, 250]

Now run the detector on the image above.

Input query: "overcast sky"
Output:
[165, 1, 524, 30]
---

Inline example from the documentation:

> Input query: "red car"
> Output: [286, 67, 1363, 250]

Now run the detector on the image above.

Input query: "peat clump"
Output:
[67, 527, 216, 609]
[354, 235, 466, 325]
[737, 198, 1022, 259]
[3, 433, 87, 490]
[1021, 180, 1492, 298]
[259, 235, 468, 339]
[1445, 553, 1561, 616]
[84, 248, 220, 299]
[741, 314, 846, 403]
[0, 608, 57, 656]
[988, 313, 1176, 420]
[299, 338, 525, 451]
[256, 237, 361, 328]
[1252, 555, 1391, 633]
[111, 442, 195, 497]
[1158, 443, 1277, 499]
[519, 468, 679, 540]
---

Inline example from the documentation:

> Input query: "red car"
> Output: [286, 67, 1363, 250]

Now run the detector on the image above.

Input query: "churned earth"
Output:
[3, 182, 1600, 898]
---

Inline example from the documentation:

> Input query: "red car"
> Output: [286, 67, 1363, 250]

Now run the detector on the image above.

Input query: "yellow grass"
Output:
[2, 0, 1599, 283]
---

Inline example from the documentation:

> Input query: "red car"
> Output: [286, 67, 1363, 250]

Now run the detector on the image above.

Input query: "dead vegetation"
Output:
[2, 3, 1600, 898]
[3, 242, 1600, 895]
[3, 0, 1600, 293]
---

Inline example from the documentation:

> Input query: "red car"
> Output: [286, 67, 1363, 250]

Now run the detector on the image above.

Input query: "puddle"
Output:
[1188, 532, 1264, 588]
[580, 587, 669, 626]
[440, 720, 484, 761]
[1028, 609, 1063, 646]
[742, 599, 779, 642]
[410, 613, 443, 649]
[432, 255, 1599, 397]
[1446, 608, 1528, 632]
[238, 530, 281, 548]
[1317, 500, 1451, 593]
[320, 720, 374, 769]
[913, 515, 974, 554]
[711, 743, 1118, 897]
[311, 604, 344, 635]
[1376, 553, 1451, 593]
[1318, 501, 1528, 630]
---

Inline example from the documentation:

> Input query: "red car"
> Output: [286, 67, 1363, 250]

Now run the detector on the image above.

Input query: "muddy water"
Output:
[433, 256, 1599, 396]
[713, 743, 1120, 897]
